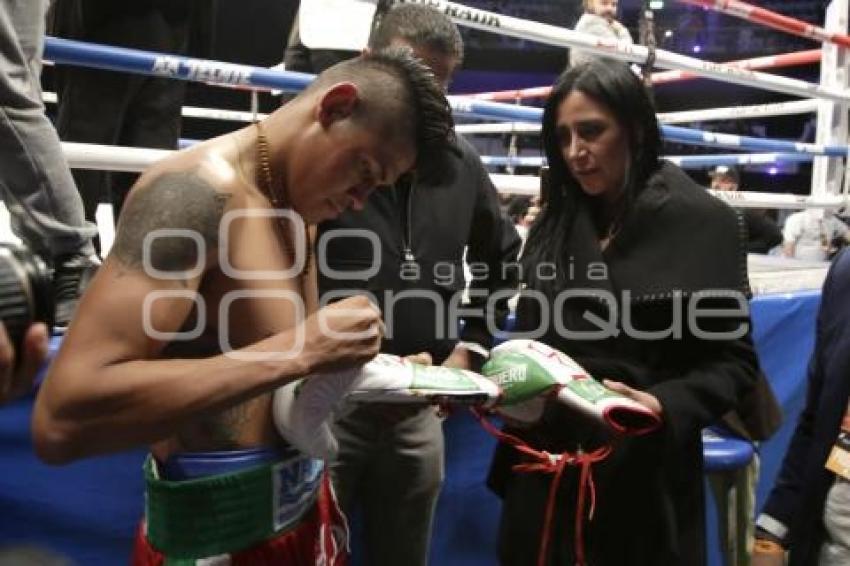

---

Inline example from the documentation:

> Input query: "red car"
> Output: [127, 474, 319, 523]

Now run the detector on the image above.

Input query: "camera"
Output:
[0, 243, 53, 350]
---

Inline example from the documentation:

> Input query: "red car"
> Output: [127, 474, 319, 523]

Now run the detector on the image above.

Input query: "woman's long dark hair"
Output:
[522, 60, 662, 297]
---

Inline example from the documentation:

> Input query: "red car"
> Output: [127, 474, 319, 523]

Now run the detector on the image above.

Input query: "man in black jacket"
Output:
[316, 5, 521, 565]
[754, 249, 850, 565]
[709, 165, 782, 254]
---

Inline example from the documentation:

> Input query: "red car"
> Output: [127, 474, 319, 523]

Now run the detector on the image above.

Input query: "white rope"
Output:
[44, 93, 819, 132]
[658, 99, 820, 124]
[43, 91, 268, 123]
[456, 122, 541, 135]
[63, 142, 170, 172]
[60, 142, 847, 210]
[456, 99, 821, 135]
[710, 190, 848, 210]
[396, 0, 850, 102]
[488, 173, 541, 196]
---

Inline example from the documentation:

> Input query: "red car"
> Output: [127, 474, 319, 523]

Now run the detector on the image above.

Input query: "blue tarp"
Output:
[0, 290, 821, 565]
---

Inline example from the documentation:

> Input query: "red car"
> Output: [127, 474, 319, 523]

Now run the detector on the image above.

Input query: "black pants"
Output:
[52, 0, 191, 222]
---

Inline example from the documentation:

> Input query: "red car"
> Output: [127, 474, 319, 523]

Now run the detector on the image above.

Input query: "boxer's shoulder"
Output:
[111, 168, 234, 273]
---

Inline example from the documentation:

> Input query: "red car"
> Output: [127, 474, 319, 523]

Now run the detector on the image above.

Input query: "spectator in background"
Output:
[782, 208, 850, 262]
[506, 195, 531, 239]
[51, 0, 195, 223]
[709, 165, 783, 254]
[569, 0, 633, 67]
[0, 0, 99, 327]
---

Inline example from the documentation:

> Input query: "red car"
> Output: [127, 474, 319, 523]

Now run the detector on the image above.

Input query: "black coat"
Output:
[491, 162, 761, 566]
[318, 136, 521, 362]
[759, 249, 850, 566]
[742, 208, 782, 255]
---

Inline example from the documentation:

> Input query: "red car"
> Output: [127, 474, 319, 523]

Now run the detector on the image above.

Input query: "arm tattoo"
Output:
[111, 172, 230, 276]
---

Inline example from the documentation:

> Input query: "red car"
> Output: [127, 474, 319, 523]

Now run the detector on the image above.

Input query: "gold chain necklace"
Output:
[255, 121, 312, 275]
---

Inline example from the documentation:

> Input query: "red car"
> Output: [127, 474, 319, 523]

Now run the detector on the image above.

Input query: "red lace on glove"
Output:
[473, 408, 611, 566]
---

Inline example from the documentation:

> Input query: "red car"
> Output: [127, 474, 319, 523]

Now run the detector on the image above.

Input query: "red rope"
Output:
[473, 409, 611, 566]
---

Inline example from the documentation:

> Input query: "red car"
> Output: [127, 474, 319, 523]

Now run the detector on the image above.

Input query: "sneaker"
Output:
[53, 253, 100, 329]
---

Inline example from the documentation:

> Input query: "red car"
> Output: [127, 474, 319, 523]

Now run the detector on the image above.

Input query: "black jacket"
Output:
[742, 208, 782, 254]
[318, 136, 521, 363]
[491, 162, 761, 566]
[759, 249, 850, 565]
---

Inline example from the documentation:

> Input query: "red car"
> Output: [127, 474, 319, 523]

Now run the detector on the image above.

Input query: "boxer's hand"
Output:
[300, 296, 384, 374]
[372, 352, 433, 424]
[442, 345, 472, 370]
[0, 323, 49, 404]
[602, 380, 663, 418]
[273, 352, 433, 458]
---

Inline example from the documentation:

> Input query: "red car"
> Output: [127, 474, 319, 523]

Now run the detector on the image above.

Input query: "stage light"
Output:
[769, 167, 778, 175]
[649, 0, 664, 9]
[692, 45, 702, 53]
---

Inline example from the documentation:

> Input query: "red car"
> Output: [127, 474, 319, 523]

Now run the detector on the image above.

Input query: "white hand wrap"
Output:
[272, 354, 501, 460]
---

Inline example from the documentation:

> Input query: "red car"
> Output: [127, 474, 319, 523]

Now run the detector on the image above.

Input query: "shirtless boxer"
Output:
[31, 49, 454, 565]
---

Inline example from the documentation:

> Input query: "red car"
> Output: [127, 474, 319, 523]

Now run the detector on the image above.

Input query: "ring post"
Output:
[813, 0, 849, 198]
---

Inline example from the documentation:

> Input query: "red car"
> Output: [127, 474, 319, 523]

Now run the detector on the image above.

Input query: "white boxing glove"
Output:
[272, 354, 502, 461]
[343, 354, 500, 405]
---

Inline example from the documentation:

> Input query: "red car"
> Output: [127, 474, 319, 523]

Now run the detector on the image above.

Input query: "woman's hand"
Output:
[405, 352, 433, 366]
[371, 352, 434, 425]
[603, 379, 663, 417]
[751, 553, 785, 566]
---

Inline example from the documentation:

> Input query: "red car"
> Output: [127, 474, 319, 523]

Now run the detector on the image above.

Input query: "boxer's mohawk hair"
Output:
[307, 47, 455, 172]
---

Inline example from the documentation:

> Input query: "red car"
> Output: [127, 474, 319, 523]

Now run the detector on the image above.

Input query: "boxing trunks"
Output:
[132, 446, 348, 565]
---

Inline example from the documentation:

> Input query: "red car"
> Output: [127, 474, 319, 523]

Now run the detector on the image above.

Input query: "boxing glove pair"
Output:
[273, 340, 661, 461]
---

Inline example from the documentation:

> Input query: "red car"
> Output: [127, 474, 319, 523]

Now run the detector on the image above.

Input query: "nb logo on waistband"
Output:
[272, 452, 324, 531]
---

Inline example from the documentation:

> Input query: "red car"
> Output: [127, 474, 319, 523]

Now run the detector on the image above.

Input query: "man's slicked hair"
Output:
[369, 3, 464, 64]
[304, 47, 455, 171]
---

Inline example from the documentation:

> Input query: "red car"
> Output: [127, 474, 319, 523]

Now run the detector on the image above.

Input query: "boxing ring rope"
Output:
[470, 48, 822, 102]
[44, 92, 818, 131]
[41, 37, 542, 124]
[62, 142, 170, 173]
[43, 88, 819, 131]
[42, 91, 272, 123]
[455, 99, 821, 134]
[658, 99, 820, 124]
[393, 0, 846, 102]
[42, 10, 849, 208]
[41, 35, 850, 159]
[678, 0, 850, 49]
[652, 49, 821, 85]
[58, 140, 847, 211]
[479, 153, 815, 169]
[665, 152, 815, 167]
[42, 9, 846, 106]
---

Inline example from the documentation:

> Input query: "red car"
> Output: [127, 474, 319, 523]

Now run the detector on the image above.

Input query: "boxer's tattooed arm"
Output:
[111, 172, 230, 282]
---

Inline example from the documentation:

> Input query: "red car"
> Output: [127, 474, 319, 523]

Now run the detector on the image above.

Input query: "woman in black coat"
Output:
[490, 60, 761, 566]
